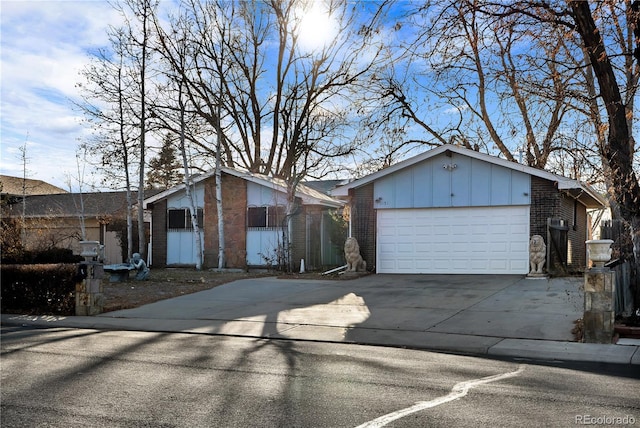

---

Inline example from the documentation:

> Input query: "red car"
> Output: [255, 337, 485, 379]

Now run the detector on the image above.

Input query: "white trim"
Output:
[144, 167, 343, 208]
[330, 144, 607, 208]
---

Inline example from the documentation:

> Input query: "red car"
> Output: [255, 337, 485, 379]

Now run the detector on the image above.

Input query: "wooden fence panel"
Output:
[600, 219, 635, 315]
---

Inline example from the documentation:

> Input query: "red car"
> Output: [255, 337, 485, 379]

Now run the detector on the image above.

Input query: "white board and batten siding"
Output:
[166, 184, 204, 265]
[163, 180, 290, 266]
[246, 181, 287, 266]
[374, 152, 531, 274]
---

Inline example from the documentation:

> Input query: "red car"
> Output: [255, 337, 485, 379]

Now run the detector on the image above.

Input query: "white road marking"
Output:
[355, 365, 525, 428]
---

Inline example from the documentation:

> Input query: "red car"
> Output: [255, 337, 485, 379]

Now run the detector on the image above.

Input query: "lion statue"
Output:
[529, 235, 546, 275]
[344, 237, 367, 272]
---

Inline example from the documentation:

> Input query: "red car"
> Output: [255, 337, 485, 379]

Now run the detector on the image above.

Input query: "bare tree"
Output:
[18, 137, 30, 248]
[177, 78, 204, 270]
[153, 0, 385, 179]
[81, 0, 158, 260]
[68, 148, 88, 241]
[117, 0, 157, 260]
[463, 0, 640, 303]
[152, 0, 385, 270]
[364, 0, 588, 170]
[567, 0, 639, 252]
[151, 7, 221, 269]
[78, 25, 137, 261]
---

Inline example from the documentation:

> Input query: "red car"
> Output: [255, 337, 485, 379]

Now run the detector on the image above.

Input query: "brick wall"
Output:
[150, 199, 167, 266]
[530, 177, 560, 237]
[204, 173, 248, 269]
[530, 176, 588, 270]
[350, 184, 375, 271]
[151, 174, 337, 270]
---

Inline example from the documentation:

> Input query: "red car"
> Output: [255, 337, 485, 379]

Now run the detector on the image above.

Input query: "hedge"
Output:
[1, 248, 83, 265]
[1, 264, 78, 315]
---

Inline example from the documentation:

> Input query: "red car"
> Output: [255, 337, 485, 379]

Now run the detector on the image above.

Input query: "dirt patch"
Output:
[277, 271, 370, 280]
[101, 268, 364, 313]
[103, 269, 272, 312]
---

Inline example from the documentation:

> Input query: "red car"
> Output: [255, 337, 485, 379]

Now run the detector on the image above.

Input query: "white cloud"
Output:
[0, 1, 121, 191]
[443, 104, 469, 114]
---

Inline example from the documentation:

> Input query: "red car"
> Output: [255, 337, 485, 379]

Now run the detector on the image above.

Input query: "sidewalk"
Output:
[3, 274, 639, 366]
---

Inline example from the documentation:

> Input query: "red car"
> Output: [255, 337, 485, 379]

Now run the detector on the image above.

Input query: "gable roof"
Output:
[303, 179, 347, 195]
[0, 175, 67, 196]
[331, 144, 607, 208]
[143, 167, 344, 208]
[4, 191, 136, 218]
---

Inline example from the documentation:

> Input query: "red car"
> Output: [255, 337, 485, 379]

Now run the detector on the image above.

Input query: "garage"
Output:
[376, 206, 530, 274]
[331, 145, 607, 275]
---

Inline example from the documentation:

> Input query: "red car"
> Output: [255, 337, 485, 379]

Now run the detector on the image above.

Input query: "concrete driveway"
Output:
[98, 274, 584, 354]
[6, 273, 639, 364]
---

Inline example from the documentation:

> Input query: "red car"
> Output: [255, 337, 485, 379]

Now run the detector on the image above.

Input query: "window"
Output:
[247, 206, 267, 228]
[268, 205, 285, 227]
[247, 205, 285, 229]
[167, 208, 203, 231]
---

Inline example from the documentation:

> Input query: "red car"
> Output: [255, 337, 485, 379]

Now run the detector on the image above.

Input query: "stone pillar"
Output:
[583, 270, 616, 343]
[76, 241, 105, 316]
[76, 262, 105, 316]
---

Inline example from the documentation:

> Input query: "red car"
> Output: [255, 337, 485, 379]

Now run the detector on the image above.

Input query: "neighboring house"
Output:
[2, 191, 147, 264]
[331, 144, 608, 275]
[0, 174, 68, 198]
[303, 179, 348, 195]
[144, 167, 346, 270]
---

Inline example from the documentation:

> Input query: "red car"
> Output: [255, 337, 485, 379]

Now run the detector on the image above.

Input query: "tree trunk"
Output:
[136, 0, 151, 260]
[177, 81, 203, 270]
[570, 1, 640, 302]
[118, 58, 134, 261]
[215, 101, 225, 270]
[569, 1, 639, 219]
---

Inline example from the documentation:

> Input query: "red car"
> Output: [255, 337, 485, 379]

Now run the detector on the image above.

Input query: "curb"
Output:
[3, 314, 639, 367]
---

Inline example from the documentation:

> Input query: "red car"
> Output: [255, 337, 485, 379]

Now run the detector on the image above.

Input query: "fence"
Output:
[600, 219, 636, 315]
[547, 218, 568, 276]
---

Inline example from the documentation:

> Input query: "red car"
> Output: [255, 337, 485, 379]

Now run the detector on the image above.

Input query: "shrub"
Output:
[1, 264, 77, 315]
[1, 247, 82, 264]
[33, 248, 83, 264]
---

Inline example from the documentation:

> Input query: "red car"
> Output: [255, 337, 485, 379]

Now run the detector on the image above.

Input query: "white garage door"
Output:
[377, 206, 530, 274]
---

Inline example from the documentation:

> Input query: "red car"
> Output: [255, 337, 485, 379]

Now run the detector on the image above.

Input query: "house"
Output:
[0, 174, 68, 198]
[143, 167, 346, 270]
[330, 144, 608, 275]
[2, 190, 147, 264]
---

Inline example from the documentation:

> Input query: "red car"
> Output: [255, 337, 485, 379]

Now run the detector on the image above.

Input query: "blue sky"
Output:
[0, 0, 381, 191]
[2, 1, 635, 192]
[1, 0, 394, 191]
[1, 1, 121, 191]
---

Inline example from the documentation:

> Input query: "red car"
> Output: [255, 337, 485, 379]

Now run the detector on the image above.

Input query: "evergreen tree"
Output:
[146, 134, 183, 189]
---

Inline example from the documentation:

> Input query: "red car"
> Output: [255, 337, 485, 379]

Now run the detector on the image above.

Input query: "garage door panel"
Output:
[377, 206, 529, 274]
[510, 226, 527, 235]
[471, 225, 488, 235]
[414, 228, 429, 237]
[397, 243, 413, 253]
[415, 243, 432, 252]
[397, 259, 415, 269]
[489, 260, 508, 270]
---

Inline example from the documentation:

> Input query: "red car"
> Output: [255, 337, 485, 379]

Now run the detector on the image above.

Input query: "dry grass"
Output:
[101, 267, 367, 313]
[102, 268, 272, 312]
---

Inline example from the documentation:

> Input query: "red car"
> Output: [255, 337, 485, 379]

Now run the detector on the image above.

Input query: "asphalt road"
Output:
[1, 326, 638, 428]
